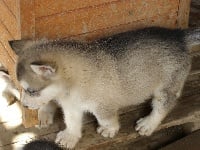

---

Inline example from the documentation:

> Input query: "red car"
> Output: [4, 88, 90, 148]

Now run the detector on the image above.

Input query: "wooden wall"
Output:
[0, 0, 39, 128]
[22, 0, 183, 41]
[0, 0, 20, 84]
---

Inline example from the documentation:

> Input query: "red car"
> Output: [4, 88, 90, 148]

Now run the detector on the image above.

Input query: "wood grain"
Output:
[20, 0, 35, 39]
[3, 0, 18, 19]
[69, 14, 178, 41]
[0, 1, 20, 39]
[35, 0, 117, 18]
[177, 0, 191, 28]
[35, 0, 179, 39]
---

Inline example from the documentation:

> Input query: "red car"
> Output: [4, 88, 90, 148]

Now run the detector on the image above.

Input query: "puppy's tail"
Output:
[184, 27, 200, 50]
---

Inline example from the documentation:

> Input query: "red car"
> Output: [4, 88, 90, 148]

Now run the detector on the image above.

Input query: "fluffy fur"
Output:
[9, 27, 199, 149]
[23, 140, 63, 150]
[0, 64, 19, 106]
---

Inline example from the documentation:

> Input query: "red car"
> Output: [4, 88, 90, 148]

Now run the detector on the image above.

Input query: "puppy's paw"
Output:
[135, 116, 159, 136]
[36, 109, 54, 129]
[55, 130, 80, 149]
[97, 125, 119, 138]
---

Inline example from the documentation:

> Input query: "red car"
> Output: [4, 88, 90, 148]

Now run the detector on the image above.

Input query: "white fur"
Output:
[135, 110, 163, 136]
[36, 102, 58, 128]
[20, 80, 29, 90]
[0, 71, 20, 105]
[21, 83, 63, 109]
[55, 89, 83, 148]
[55, 129, 80, 149]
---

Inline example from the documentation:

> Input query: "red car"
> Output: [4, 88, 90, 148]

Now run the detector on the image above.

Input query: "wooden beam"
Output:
[177, 0, 191, 28]
[20, 0, 35, 39]
[160, 130, 200, 150]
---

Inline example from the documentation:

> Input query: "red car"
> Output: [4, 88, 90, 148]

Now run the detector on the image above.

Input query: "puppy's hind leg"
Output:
[136, 59, 190, 136]
[135, 87, 178, 136]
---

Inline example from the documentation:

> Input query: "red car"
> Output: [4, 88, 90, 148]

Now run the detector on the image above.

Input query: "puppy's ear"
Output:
[9, 40, 32, 55]
[30, 64, 56, 77]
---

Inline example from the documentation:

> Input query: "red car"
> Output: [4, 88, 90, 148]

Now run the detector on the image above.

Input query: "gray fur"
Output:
[10, 27, 199, 149]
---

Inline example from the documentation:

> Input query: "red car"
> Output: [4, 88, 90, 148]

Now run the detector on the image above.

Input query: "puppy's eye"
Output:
[25, 88, 40, 96]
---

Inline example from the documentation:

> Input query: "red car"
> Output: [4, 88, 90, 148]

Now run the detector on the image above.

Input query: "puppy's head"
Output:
[9, 40, 63, 109]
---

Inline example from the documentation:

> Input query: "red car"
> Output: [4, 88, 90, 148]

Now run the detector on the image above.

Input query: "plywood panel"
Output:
[69, 14, 178, 41]
[20, 0, 35, 39]
[35, 0, 117, 18]
[3, 0, 18, 19]
[177, 0, 191, 28]
[0, 42, 13, 69]
[35, 0, 179, 39]
[0, 23, 17, 61]
[0, 1, 20, 39]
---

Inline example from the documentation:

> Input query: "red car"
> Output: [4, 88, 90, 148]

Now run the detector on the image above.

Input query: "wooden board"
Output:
[35, 0, 116, 18]
[3, 0, 19, 19]
[35, 0, 179, 39]
[19, 0, 35, 39]
[177, 0, 191, 29]
[160, 130, 200, 150]
[0, 0, 20, 39]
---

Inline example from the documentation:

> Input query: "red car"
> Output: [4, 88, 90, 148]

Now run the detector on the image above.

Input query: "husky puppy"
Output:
[9, 27, 199, 149]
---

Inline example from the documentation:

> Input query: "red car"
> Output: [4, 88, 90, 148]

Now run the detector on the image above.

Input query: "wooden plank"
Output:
[160, 130, 200, 150]
[35, 0, 116, 18]
[21, 108, 39, 128]
[3, 0, 18, 19]
[0, 40, 19, 91]
[69, 14, 178, 41]
[0, 23, 17, 61]
[90, 125, 188, 150]
[0, 42, 13, 70]
[0, 124, 188, 150]
[177, 0, 191, 28]
[35, 0, 179, 39]
[0, 0, 20, 39]
[189, 0, 200, 27]
[20, 0, 35, 39]
[0, 0, 20, 86]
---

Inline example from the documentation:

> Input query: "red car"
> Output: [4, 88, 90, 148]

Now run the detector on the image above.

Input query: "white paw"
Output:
[55, 130, 80, 149]
[97, 126, 119, 138]
[35, 109, 54, 128]
[135, 116, 160, 136]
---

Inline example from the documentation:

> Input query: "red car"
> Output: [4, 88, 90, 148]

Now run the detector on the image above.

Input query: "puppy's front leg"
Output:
[36, 101, 58, 128]
[56, 104, 83, 149]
